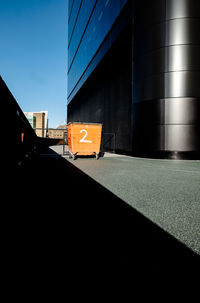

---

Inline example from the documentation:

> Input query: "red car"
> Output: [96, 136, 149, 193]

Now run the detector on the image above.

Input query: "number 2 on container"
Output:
[80, 129, 92, 143]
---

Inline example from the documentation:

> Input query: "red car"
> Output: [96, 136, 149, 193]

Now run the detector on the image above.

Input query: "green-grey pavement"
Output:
[51, 145, 200, 255]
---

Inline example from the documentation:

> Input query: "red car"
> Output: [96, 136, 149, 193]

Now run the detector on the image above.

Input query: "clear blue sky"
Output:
[0, 0, 68, 128]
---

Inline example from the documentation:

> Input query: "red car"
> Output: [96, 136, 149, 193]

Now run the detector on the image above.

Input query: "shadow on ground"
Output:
[5, 147, 200, 300]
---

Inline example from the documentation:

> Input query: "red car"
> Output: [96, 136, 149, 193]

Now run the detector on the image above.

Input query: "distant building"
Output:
[48, 124, 67, 139]
[24, 111, 48, 137]
[26, 114, 36, 129]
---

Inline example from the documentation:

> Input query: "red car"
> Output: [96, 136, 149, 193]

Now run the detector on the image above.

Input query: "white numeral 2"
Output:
[80, 129, 92, 143]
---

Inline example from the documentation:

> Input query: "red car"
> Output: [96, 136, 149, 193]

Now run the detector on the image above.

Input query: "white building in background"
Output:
[24, 111, 48, 137]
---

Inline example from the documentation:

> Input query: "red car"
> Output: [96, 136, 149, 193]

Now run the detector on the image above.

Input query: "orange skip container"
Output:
[67, 122, 102, 159]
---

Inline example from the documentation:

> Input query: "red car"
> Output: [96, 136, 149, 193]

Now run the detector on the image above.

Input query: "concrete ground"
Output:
[51, 145, 200, 255]
[9, 145, 199, 300]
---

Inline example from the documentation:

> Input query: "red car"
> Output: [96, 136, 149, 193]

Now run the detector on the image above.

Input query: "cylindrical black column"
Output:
[133, 0, 200, 158]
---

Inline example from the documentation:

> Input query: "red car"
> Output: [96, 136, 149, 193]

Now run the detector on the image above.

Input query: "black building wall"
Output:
[68, 23, 133, 153]
[68, 0, 200, 158]
[133, 0, 200, 157]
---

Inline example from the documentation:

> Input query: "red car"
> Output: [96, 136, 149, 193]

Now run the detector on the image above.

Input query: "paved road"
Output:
[51, 145, 200, 255]
[11, 145, 199, 299]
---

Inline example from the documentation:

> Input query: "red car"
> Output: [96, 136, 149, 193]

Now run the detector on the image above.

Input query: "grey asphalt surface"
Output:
[51, 145, 200, 255]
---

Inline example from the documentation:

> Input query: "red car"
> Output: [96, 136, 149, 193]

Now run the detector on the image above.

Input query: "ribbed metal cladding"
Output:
[133, 0, 200, 156]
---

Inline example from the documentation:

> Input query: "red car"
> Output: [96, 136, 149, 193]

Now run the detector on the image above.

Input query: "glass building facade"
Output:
[68, 0, 128, 101]
[67, 0, 200, 158]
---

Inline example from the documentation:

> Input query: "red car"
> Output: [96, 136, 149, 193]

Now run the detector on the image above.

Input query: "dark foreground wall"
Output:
[1, 76, 66, 168]
[1, 76, 37, 167]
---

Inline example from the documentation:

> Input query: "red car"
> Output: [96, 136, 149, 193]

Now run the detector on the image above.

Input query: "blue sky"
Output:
[0, 0, 68, 128]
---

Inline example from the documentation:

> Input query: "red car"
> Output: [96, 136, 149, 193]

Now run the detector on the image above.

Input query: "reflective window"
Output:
[68, 0, 82, 46]
[120, 0, 127, 10]
[68, 0, 74, 23]
[68, 0, 128, 96]
[68, 0, 96, 69]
